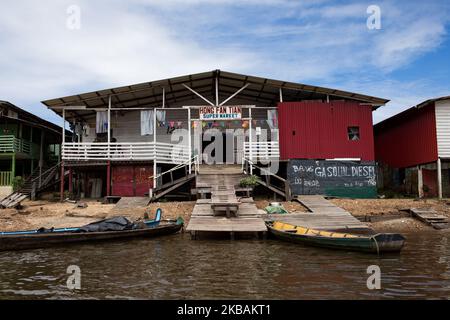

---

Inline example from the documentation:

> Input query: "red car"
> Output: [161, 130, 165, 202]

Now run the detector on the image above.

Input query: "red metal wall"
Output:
[278, 101, 375, 161]
[374, 105, 438, 168]
[112, 166, 135, 197]
[112, 165, 153, 197]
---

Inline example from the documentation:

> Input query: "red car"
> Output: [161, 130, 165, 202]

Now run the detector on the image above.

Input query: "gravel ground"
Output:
[0, 198, 448, 233]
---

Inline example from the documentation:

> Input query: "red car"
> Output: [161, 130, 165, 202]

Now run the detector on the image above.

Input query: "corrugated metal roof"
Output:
[42, 70, 389, 117]
[375, 95, 450, 130]
[0, 100, 64, 135]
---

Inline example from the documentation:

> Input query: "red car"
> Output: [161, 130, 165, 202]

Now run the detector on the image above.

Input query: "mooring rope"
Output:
[371, 236, 380, 255]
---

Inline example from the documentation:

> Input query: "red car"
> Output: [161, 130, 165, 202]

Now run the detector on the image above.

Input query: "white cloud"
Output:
[333, 77, 450, 124]
[0, 0, 449, 124]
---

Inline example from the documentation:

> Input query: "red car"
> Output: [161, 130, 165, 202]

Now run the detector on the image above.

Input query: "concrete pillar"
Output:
[437, 158, 443, 199]
[417, 165, 423, 198]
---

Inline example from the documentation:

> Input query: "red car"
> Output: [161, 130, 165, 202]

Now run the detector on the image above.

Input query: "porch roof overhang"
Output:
[0, 100, 68, 138]
[42, 69, 389, 119]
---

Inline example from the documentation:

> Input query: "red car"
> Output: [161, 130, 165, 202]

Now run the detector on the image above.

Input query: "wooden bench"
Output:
[211, 201, 241, 218]
[210, 186, 241, 218]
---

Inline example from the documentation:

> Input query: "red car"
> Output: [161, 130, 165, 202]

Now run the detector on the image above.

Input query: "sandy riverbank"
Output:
[331, 198, 450, 233]
[0, 198, 448, 233]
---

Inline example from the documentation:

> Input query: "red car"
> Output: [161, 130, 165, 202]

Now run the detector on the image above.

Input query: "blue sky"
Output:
[0, 0, 449, 125]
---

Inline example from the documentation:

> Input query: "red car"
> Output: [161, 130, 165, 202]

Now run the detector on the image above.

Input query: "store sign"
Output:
[287, 160, 377, 198]
[199, 106, 242, 120]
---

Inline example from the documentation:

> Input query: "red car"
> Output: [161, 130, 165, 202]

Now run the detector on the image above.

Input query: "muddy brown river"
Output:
[1, 231, 449, 299]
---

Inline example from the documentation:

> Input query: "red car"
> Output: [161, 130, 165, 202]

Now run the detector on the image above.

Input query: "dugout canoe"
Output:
[266, 221, 405, 254]
[0, 209, 183, 252]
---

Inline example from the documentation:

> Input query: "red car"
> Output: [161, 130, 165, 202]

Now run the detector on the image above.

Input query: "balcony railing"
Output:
[0, 135, 33, 154]
[62, 142, 191, 164]
[0, 171, 12, 186]
[243, 141, 280, 162]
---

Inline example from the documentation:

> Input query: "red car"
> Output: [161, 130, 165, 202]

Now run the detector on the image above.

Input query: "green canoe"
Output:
[266, 220, 405, 254]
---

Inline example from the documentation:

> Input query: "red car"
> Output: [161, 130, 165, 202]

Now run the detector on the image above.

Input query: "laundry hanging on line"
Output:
[96, 111, 108, 134]
[140, 110, 154, 136]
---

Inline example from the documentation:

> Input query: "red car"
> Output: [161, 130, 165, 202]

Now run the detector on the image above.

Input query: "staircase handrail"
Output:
[242, 156, 291, 200]
[31, 162, 61, 185]
[147, 155, 199, 185]
[242, 157, 286, 183]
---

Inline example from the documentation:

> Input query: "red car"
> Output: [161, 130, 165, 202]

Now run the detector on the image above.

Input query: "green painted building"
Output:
[0, 101, 62, 199]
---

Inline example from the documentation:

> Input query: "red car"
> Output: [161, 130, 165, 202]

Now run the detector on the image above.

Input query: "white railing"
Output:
[243, 141, 280, 162]
[149, 155, 200, 197]
[62, 142, 190, 164]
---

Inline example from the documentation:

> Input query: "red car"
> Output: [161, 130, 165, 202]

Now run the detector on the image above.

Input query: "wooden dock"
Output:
[188, 165, 373, 239]
[267, 195, 374, 234]
[409, 208, 450, 230]
[111, 197, 149, 213]
[188, 164, 268, 239]
[187, 198, 267, 239]
[187, 195, 374, 238]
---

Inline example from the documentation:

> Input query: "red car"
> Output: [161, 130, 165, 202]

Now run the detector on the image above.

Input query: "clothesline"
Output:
[92, 109, 278, 136]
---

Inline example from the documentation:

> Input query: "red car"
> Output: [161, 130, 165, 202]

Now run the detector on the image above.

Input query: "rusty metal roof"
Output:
[42, 70, 389, 117]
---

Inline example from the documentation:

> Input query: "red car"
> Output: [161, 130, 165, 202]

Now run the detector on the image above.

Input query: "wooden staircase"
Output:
[242, 158, 291, 200]
[0, 163, 63, 209]
[150, 156, 199, 202]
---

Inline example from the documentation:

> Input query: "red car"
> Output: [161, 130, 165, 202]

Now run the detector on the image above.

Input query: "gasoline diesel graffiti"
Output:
[288, 160, 377, 198]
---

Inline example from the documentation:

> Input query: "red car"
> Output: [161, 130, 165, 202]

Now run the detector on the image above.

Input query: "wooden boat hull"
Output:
[266, 223, 405, 254]
[0, 222, 183, 252]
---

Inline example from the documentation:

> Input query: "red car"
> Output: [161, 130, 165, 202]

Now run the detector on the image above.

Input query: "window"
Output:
[347, 126, 360, 141]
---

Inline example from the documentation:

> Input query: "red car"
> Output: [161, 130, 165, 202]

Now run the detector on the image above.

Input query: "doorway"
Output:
[202, 131, 238, 164]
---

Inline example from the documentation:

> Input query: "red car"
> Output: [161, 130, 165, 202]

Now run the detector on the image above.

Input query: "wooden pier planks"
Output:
[296, 195, 346, 212]
[186, 217, 267, 233]
[187, 198, 267, 235]
[196, 174, 245, 189]
[189, 165, 265, 236]
[0, 193, 28, 209]
[210, 185, 240, 217]
[288, 195, 374, 233]
[410, 208, 450, 230]
[111, 197, 149, 212]
[267, 213, 372, 232]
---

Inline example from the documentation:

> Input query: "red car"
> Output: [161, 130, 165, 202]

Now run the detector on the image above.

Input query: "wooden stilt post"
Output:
[10, 154, 15, 186]
[106, 161, 111, 196]
[108, 96, 111, 159]
[437, 158, 443, 199]
[418, 165, 423, 198]
[68, 167, 73, 195]
[60, 161, 65, 202]
[153, 108, 157, 191]
[188, 107, 192, 174]
[249, 107, 253, 175]
[84, 173, 88, 199]
[61, 109, 65, 202]
[39, 130, 45, 188]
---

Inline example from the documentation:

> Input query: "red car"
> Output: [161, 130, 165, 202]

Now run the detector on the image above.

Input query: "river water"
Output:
[1, 231, 450, 299]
